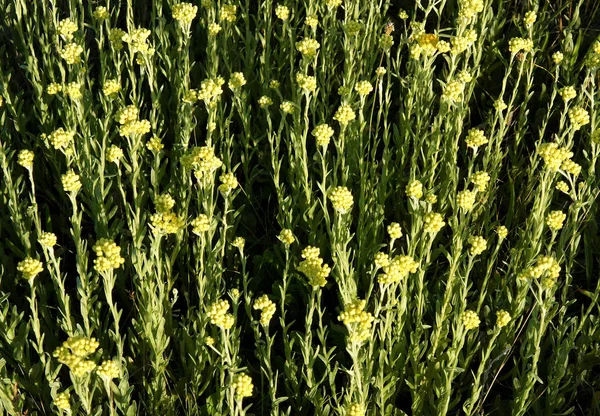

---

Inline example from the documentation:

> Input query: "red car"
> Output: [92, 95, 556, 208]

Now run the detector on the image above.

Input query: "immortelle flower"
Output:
[253, 294, 276, 326]
[494, 99, 507, 111]
[406, 180, 423, 199]
[106, 145, 123, 163]
[218, 172, 239, 193]
[61, 170, 82, 192]
[378, 255, 418, 284]
[312, 124, 334, 147]
[552, 51, 564, 64]
[92, 239, 125, 272]
[208, 23, 222, 35]
[17, 150, 34, 169]
[53, 336, 99, 376]
[277, 229, 295, 245]
[146, 137, 165, 152]
[338, 299, 375, 343]
[346, 403, 365, 416]
[465, 128, 488, 149]
[54, 392, 71, 411]
[207, 299, 235, 329]
[305, 15, 318, 28]
[17, 257, 44, 280]
[258, 96, 272, 107]
[387, 222, 402, 239]
[48, 128, 75, 150]
[441, 80, 465, 103]
[508, 37, 533, 54]
[496, 310, 511, 328]
[103, 79, 121, 96]
[556, 181, 569, 193]
[296, 38, 320, 58]
[275, 4, 290, 20]
[220, 4, 237, 22]
[568, 106, 590, 130]
[229, 72, 246, 90]
[172, 3, 198, 24]
[296, 73, 317, 92]
[546, 210, 566, 231]
[518, 255, 561, 288]
[374, 252, 390, 269]
[60, 43, 84, 65]
[232, 237, 245, 250]
[561, 159, 581, 176]
[355, 80, 373, 96]
[96, 360, 120, 379]
[468, 235, 487, 256]
[559, 86, 577, 102]
[523, 11, 537, 27]
[39, 232, 58, 248]
[333, 104, 356, 126]
[538, 143, 573, 171]
[191, 214, 211, 235]
[47, 83, 62, 95]
[329, 186, 354, 213]
[297, 246, 331, 287]
[457, 189, 477, 211]
[64, 82, 82, 100]
[496, 225, 508, 239]
[280, 101, 295, 114]
[461, 310, 480, 330]
[180, 146, 222, 177]
[57, 18, 78, 41]
[232, 373, 253, 399]
[458, 0, 484, 20]
[150, 212, 184, 234]
[423, 212, 445, 233]
[93, 6, 110, 19]
[471, 171, 491, 190]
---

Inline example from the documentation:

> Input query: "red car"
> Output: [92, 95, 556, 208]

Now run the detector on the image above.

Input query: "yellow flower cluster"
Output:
[441, 80, 465, 102]
[232, 373, 253, 399]
[232, 237, 245, 250]
[379, 34, 394, 50]
[122, 28, 154, 56]
[338, 299, 374, 343]
[553, 51, 564, 64]
[458, 0, 484, 19]
[465, 128, 488, 148]
[150, 211, 184, 234]
[405, 180, 423, 199]
[468, 235, 487, 256]
[39, 231, 58, 248]
[423, 212, 445, 233]
[229, 72, 246, 90]
[97, 360, 120, 379]
[326, 0, 343, 8]
[191, 214, 211, 235]
[181, 146, 223, 177]
[496, 225, 508, 239]
[57, 19, 78, 41]
[471, 171, 490, 190]
[106, 145, 123, 163]
[312, 124, 334, 147]
[117, 105, 151, 137]
[568, 106, 589, 130]
[378, 255, 418, 284]
[220, 4, 237, 22]
[275, 4, 290, 20]
[411, 33, 439, 58]
[278, 229, 295, 245]
[17, 257, 44, 280]
[206, 299, 235, 329]
[585, 41, 600, 68]
[296, 38, 320, 58]
[387, 222, 402, 239]
[62, 170, 82, 192]
[172, 3, 198, 24]
[375, 67, 387, 77]
[494, 99, 507, 111]
[154, 194, 175, 213]
[93, 239, 125, 272]
[374, 252, 390, 269]
[524, 11, 537, 27]
[355, 80, 373, 96]
[457, 189, 477, 211]
[64, 82, 82, 99]
[329, 186, 354, 213]
[347, 403, 365, 416]
[103, 79, 121, 96]
[53, 336, 99, 376]
[458, 70, 473, 83]
[538, 143, 573, 171]
[496, 310, 511, 328]
[518, 255, 561, 288]
[47, 83, 62, 95]
[93, 6, 110, 19]
[197, 77, 225, 102]
[297, 246, 331, 287]
[218, 172, 239, 193]
[426, 193, 437, 204]
[508, 37, 533, 54]
[17, 149, 34, 169]
[461, 310, 480, 330]
[280, 101, 295, 114]
[296, 73, 317, 92]
[556, 181, 569, 193]
[333, 104, 356, 125]
[305, 15, 319, 28]
[54, 392, 71, 411]
[546, 210, 566, 231]
[258, 96, 272, 107]
[208, 23, 222, 35]
[561, 159, 581, 176]
[253, 294, 276, 326]
[109, 29, 126, 50]
[147, 137, 164, 152]
[559, 86, 577, 102]
[60, 43, 84, 65]
[451, 30, 477, 55]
